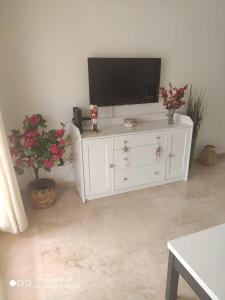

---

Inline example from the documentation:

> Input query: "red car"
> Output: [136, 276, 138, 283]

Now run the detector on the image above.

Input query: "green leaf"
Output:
[58, 158, 64, 166]
[23, 115, 29, 130]
[185, 85, 206, 135]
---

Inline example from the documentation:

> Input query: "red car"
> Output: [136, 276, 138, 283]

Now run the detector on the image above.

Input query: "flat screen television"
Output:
[88, 58, 161, 107]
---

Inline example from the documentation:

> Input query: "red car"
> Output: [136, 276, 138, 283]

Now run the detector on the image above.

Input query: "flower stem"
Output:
[33, 166, 39, 187]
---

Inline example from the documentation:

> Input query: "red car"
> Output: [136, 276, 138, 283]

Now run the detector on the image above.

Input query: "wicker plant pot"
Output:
[28, 178, 56, 209]
[199, 145, 217, 166]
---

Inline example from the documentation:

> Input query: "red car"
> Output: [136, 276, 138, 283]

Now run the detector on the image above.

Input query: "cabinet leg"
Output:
[165, 251, 179, 300]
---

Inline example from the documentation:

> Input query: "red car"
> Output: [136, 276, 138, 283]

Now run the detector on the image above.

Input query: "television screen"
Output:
[88, 58, 161, 107]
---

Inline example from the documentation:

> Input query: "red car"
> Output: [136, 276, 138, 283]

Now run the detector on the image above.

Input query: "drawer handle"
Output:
[155, 146, 161, 160]
[154, 171, 159, 175]
[122, 145, 128, 153]
[123, 177, 128, 181]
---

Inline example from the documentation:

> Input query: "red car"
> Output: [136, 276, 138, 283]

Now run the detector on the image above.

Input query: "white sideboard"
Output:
[72, 114, 193, 202]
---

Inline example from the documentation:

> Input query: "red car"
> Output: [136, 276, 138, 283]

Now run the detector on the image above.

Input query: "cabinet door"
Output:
[82, 138, 114, 196]
[166, 128, 191, 179]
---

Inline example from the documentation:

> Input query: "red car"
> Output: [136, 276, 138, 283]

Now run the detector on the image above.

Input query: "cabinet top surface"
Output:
[80, 118, 191, 140]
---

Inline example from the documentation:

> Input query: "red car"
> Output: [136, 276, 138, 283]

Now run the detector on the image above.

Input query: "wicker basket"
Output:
[199, 145, 217, 166]
[28, 178, 56, 209]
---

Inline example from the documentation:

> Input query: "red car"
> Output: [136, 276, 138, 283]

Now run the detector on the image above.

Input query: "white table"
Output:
[166, 224, 225, 300]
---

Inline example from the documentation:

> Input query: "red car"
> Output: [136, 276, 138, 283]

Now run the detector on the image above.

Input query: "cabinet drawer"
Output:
[115, 164, 164, 190]
[114, 144, 164, 170]
[113, 131, 166, 149]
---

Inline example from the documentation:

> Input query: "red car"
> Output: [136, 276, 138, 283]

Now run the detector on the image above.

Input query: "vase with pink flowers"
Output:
[160, 82, 187, 124]
[9, 114, 69, 208]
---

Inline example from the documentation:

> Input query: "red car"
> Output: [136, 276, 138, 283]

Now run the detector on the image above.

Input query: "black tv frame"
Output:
[88, 57, 161, 107]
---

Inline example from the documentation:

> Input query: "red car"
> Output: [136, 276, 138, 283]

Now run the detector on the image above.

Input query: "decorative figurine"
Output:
[90, 105, 98, 132]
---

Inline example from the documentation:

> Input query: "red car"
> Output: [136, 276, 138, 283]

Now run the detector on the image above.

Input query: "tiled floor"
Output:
[1, 158, 225, 300]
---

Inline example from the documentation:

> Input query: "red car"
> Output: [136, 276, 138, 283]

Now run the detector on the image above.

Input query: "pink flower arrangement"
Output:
[9, 114, 68, 186]
[160, 82, 187, 111]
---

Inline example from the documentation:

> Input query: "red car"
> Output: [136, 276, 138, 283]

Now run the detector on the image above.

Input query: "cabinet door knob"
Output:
[169, 153, 174, 158]
[123, 177, 128, 181]
[154, 171, 159, 175]
[124, 157, 128, 161]
[124, 141, 128, 144]
[109, 163, 114, 168]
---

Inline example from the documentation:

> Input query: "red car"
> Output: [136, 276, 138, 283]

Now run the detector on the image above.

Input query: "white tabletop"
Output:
[81, 119, 191, 140]
[168, 224, 225, 300]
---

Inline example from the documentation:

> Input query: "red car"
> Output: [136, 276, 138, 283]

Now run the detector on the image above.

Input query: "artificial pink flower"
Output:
[160, 83, 187, 111]
[55, 129, 65, 139]
[29, 114, 40, 127]
[57, 148, 64, 158]
[49, 144, 59, 155]
[25, 130, 39, 139]
[59, 139, 65, 145]
[44, 159, 54, 169]
[24, 138, 36, 149]
[24, 131, 39, 149]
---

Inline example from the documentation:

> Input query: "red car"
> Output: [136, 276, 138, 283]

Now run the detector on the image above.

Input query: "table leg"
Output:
[165, 251, 179, 300]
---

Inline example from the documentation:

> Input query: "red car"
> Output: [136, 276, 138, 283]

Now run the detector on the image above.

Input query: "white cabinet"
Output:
[166, 128, 191, 180]
[73, 114, 193, 201]
[82, 138, 114, 196]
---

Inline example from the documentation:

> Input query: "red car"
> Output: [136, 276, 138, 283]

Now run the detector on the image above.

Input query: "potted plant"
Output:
[160, 82, 188, 124]
[9, 114, 68, 208]
[185, 85, 206, 165]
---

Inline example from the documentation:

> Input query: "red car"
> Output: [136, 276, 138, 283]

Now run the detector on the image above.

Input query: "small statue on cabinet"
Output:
[90, 105, 98, 132]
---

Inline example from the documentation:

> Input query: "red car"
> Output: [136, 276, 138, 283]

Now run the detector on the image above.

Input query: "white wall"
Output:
[1, 0, 225, 189]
